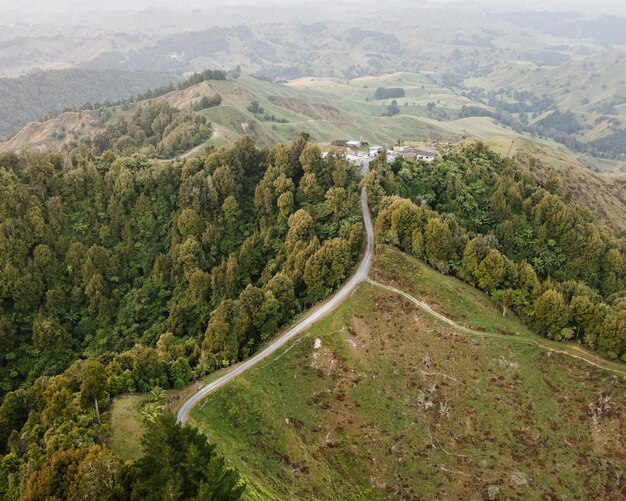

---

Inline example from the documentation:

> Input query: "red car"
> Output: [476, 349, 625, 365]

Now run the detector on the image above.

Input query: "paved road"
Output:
[177, 159, 374, 424]
[175, 153, 625, 424]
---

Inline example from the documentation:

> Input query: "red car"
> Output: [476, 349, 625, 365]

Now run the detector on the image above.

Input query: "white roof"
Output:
[346, 140, 361, 146]
[346, 154, 364, 164]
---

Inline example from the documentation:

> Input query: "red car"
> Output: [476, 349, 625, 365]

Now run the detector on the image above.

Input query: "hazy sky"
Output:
[0, 0, 624, 13]
[1, 0, 625, 22]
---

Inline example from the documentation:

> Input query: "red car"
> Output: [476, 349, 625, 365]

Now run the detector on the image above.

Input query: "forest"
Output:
[87, 101, 213, 158]
[367, 143, 626, 359]
[0, 135, 362, 499]
[0, 69, 172, 140]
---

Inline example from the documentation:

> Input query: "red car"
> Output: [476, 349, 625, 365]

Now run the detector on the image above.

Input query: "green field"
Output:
[5, 69, 626, 180]
[195, 73, 457, 147]
[179, 246, 625, 500]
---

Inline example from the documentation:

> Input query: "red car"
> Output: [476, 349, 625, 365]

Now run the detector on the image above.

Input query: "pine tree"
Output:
[533, 289, 569, 339]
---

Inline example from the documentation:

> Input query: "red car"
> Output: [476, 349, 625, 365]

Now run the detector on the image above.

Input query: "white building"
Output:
[346, 140, 362, 148]
[346, 154, 364, 165]
[396, 147, 437, 162]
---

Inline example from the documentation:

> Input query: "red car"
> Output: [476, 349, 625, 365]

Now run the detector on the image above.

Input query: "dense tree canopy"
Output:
[0, 134, 362, 499]
[371, 142, 626, 360]
[89, 101, 212, 158]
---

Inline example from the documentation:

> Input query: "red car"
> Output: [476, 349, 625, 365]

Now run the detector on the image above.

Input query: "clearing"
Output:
[176, 246, 626, 499]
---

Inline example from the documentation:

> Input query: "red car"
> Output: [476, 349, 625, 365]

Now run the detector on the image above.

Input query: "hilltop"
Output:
[3, 71, 624, 235]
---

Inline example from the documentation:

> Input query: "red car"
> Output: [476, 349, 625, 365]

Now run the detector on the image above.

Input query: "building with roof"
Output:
[395, 147, 437, 162]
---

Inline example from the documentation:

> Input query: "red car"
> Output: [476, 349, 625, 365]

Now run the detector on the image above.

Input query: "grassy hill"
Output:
[110, 246, 625, 499]
[0, 72, 457, 152]
[3, 71, 624, 234]
[5, 70, 626, 166]
[0, 71, 594, 149]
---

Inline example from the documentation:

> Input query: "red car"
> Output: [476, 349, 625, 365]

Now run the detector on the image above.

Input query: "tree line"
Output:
[366, 143, 625, 359]
[0, 134, 362, 498]
[82, 101, 212, 158]
[71, 69, 227, 116]
[374, 87, 405, 100]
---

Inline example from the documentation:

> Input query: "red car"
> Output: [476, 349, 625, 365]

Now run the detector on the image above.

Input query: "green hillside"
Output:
[187, 246, 625, 500]
[484, 136, 626, 233]
[5, 70, 626, 178]
[0, 69, 174, 139]
[141, 72, 464, 147]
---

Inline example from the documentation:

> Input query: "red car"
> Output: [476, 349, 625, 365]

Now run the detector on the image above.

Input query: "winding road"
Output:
[176, 156, 625, 424]
[177, 159, 374, 423]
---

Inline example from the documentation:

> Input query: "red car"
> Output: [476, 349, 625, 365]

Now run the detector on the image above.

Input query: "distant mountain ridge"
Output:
[496, 12, 626, 46]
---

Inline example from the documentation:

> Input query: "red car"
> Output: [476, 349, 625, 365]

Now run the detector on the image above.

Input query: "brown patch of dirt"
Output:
[2, 109, 103, 153]
[267, 95, 341, 120]
[590, 417, 626, 459]
[311, 345, 338, 376]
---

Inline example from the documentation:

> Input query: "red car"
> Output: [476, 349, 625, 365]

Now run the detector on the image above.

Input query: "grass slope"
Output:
[183, 246, 625, 500]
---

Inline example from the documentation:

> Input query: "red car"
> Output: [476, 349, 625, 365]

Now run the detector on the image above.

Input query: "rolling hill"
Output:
[110, 246, 626, 499]
[0, 68, 175, 139]
[3, 71, 624, 233]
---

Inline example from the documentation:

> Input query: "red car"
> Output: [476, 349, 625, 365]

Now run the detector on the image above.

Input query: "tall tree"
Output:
[533, 289, 569, 339]
[131, 413, 244, 500]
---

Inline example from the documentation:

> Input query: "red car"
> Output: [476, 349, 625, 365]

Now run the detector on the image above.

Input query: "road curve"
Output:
[369, 279, 626, 376]
[177, 162, 374, 424]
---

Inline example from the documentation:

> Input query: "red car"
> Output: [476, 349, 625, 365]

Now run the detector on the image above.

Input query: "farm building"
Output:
[395, 147, 437, 162]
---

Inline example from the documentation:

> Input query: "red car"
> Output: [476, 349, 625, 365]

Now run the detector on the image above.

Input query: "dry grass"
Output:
[108, 395, 145, 461]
